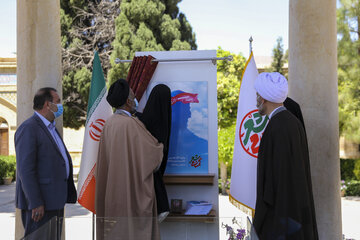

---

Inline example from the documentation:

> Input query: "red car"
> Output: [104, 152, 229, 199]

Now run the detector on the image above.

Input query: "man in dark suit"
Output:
[15, 87, 77, 238]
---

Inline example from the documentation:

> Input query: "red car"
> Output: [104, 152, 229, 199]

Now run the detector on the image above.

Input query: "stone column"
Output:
[17, 0, 63, 124]
[289, 0, 341, 239]
[16, 0, 63, 239]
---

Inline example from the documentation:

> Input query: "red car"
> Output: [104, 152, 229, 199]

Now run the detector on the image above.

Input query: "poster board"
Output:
[147, 81, 209, 174]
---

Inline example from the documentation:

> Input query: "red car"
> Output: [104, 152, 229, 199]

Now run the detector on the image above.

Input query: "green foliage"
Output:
[341, 158, 356, 181]
[340, 159, 355, 181]
[161, 0, 180, 18]
[60, 8, 73, 48]
[217, 48, 246, 181]
[354, 160, 360, 180]
[345, 180, 360, 196]
[178, 13, 197, 50]
[217, 47, 246, 129]
[62, 67, 91, 129]
[340, 158, 360, 181]
[0, 156, 16, 184]
[61, 0, 104, 129]
[60, 0, 88, 48]
[61, 0, 197, 128]
[217, 74, 240, 129]
[108, 0, 197, 84]
[218, 179, 231, 192]
[170, 39, 191, 51]
[218, 124, 236, 167]
[267, 37, 287, 77]
[337, 0, 360, 143]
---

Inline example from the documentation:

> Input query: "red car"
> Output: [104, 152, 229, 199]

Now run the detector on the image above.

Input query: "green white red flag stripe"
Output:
[77, 52, 112, 213]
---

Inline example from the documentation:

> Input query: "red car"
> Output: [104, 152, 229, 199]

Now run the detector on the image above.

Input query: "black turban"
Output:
[106, 79, 130, 108]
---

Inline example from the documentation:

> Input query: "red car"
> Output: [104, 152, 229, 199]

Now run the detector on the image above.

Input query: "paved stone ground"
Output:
[1, 182, 359, 239]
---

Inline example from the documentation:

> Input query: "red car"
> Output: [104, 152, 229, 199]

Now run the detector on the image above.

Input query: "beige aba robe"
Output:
[95, 113, 163, 240]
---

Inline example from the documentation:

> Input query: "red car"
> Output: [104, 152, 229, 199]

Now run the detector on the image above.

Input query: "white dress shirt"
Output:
[115, 109, 131, 117]
[35, 112, 70, 178]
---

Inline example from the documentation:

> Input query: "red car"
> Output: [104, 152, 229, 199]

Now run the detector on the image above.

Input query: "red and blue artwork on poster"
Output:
[148, 81, 208, 174]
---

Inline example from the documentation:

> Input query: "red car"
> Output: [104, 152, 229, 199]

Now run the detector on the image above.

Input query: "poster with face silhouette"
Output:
[148, 81, 208, 174]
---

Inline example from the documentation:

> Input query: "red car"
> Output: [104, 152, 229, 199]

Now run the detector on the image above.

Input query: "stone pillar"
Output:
[289, 0, 341, 239]
[16, 0, 63, 239]
[17, 0, 63, 124]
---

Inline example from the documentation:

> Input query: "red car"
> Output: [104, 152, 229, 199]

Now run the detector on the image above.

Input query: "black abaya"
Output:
[137, 84, 172, 214]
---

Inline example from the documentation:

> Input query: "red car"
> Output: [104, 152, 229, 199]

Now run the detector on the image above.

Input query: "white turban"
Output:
[254, 72, 288, 103]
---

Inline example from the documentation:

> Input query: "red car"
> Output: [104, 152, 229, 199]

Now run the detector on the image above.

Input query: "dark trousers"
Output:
[21, 209, 64, 239]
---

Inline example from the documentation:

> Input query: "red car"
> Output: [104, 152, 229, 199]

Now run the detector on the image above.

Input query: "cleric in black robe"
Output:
[283, 97, 318, 238]
[284, 97, 305, 131]
[136, 84, 172, 222]
[253, 72, 318, 240]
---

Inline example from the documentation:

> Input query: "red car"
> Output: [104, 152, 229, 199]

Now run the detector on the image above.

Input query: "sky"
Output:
[178, 0, 289, 57]
[0, 0, 16, 57]
[0, 0, 289, 58]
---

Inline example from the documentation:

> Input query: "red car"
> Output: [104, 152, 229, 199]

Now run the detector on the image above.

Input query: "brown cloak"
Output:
[95, 113, 163, 240]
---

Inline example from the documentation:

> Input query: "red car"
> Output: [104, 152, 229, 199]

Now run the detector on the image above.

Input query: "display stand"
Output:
[137, 50, 219, 240]
[166, 209, 217, 223]
[163, 174, 215, 185]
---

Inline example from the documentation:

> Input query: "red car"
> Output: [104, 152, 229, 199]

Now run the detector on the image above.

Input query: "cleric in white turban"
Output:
[255, 72, 288, 104]
[253, 72, 319, 239]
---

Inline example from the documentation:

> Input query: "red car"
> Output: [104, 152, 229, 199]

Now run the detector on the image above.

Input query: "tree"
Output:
[218, 125, 235, 194]
[337, 0, 360, 143]
[217, 47, 246, 194]
[60, 0, 197, 128]
[108, 0, 197, 84]
[61, 0, 120, 129]
[62, 67, 91, 128]
[217, 47, 246, 129]
[61, 0, 118, 128]
[268, 37, 287, 76]
[62, 1, 120, 74]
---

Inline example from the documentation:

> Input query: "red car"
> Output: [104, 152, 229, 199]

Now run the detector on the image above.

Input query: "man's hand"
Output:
[32, 205, 45, 222]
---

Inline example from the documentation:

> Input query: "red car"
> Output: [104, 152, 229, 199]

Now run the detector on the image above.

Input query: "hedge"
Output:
[0, 155, 16, 184]
[344, 180, 360, 197]
[354, 160, 360, 180]
[340, 158, 360, 181]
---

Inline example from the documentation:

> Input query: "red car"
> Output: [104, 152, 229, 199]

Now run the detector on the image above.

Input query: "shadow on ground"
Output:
[65, 203, 91, 218]
[0, 182, 16, 213]
[0, 182, 91, 217]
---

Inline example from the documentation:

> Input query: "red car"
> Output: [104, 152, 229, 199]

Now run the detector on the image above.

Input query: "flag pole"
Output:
[92, 48, 97, 240]
[115, 56, 233, 65]
[92, 213, 95, 240]
[249, 36, 253, 56]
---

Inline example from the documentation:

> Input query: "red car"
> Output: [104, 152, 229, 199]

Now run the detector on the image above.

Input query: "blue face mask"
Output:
[51, 103, 64, 118]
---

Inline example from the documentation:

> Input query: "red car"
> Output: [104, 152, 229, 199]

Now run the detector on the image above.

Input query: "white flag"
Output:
[229, 52, 269, 216]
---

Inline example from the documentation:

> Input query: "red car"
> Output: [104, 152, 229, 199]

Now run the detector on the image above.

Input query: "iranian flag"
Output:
[229, 52, 269, 216]
[77, 52, 112, 213]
